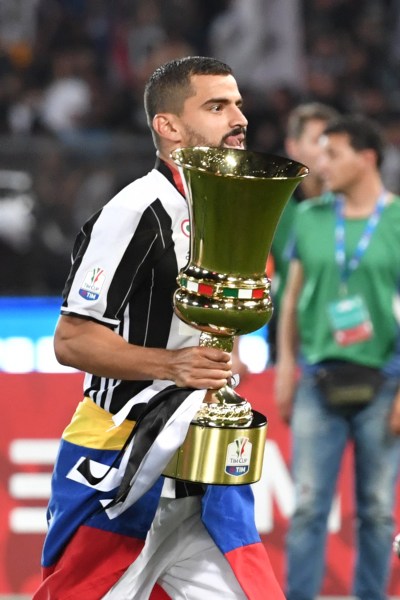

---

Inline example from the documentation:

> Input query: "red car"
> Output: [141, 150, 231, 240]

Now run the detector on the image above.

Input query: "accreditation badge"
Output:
[327, 294, 373, 346]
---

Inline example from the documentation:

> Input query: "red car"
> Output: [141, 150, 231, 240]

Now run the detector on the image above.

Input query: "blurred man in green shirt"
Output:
[276, 115, 400, 600]
[268, 102, 338, 362]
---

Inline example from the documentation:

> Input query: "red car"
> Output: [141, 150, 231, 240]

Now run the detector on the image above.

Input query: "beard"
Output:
[181, 124, 246, 149]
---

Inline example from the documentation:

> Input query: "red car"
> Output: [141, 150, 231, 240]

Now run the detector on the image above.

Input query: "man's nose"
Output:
[230, 105, 248, 128]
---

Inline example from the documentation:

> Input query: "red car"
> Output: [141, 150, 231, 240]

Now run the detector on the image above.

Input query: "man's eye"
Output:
[210, 104, 222, 112]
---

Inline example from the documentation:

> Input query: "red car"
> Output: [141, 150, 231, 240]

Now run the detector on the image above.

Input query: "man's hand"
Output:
[168, 346, 232, 390]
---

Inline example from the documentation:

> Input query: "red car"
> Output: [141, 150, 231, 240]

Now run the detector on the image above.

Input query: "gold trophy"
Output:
[163, 147, 308, 485]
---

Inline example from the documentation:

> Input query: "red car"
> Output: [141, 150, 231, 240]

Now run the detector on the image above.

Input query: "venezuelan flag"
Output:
[33, 393, 284, 599]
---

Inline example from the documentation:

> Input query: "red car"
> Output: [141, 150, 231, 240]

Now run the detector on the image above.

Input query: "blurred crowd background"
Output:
[2, 0, 400, 295]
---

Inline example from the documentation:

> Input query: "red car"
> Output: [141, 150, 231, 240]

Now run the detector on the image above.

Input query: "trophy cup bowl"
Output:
[162, 147, 308, 485]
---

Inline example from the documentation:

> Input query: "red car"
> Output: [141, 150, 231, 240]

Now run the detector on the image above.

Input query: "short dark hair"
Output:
[323, 114, 385, 167]
[286, 102, 339, 139]
[144, 56, 233, 144]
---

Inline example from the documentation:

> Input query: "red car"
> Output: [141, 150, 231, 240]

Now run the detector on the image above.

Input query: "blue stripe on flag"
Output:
[42, 438, 163, 567]
[201, 484, 261, 554]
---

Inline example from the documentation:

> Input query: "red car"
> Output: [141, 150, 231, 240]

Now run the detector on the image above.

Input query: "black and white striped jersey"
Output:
[61, 159, 200, 417]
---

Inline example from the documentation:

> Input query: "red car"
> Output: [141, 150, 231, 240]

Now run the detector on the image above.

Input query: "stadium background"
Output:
[1, 0, 400, 597]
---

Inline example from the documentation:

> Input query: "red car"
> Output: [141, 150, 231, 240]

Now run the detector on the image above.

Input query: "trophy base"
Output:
[162, 410, 267, 485]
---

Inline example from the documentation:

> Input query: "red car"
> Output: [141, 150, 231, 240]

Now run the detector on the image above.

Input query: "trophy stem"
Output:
[196, 332, 253, 427]
[199, 331, 234, 353]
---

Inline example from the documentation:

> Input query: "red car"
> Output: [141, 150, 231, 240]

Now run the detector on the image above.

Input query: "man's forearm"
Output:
[54, 315, 233, 390]
[54, 316, 173, 380]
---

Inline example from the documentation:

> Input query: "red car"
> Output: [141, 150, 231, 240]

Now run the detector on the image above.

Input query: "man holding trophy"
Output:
[34, 56, 306, 599]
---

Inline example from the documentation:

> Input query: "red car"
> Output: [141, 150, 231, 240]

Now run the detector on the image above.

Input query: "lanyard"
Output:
[334, 191, 387, 292]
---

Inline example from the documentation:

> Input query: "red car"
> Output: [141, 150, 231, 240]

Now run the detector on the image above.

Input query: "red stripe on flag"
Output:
[34, 525, 144, 600]
[225, 542, 285, 600]
[252, 289, 264, 299]
[150, 584, 172, 599]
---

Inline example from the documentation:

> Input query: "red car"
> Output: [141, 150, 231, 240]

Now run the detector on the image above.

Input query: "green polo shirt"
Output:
[293, 194, 400, 367]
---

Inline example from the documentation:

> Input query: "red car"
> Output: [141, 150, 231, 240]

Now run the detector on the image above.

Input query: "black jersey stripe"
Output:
[149, 204, 166, 248]
[62, 210, 102, 306]
[103, 202, 166, 322]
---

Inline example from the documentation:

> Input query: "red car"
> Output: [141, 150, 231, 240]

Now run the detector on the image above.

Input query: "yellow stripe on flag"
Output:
[62, 397, 135, 450]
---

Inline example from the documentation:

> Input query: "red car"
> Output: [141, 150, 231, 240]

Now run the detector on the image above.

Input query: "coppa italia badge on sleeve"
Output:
[225, 437, 252, 477]
[79, 267, 106, 301]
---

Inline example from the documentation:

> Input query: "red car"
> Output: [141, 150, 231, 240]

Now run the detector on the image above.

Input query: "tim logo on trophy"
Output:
[163, 146, 308, 485]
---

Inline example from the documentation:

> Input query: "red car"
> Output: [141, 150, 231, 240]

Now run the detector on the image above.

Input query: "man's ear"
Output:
[153, 113, 181, 143]
[361, 148, 379, 169]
